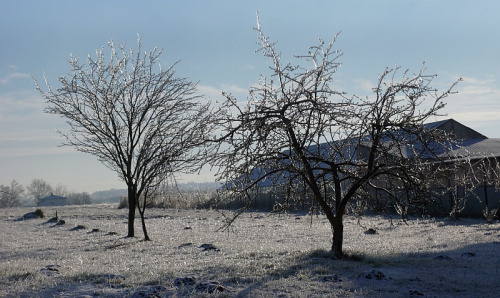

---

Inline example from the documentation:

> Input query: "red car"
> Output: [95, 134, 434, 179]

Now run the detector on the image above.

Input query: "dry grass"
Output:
[0, 205, 499, 297]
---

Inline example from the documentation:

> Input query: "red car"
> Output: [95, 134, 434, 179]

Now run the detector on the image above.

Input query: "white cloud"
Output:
[241, 64, 255, 71]
[0, 72, 31, 84]
[442, 111, 500, 123]
[0, 91, 45, 121]
[352, 79, 375, 93]
[197, 85, 224, 99]
[0, 144, 72, 158]
[459, 76, 496, 86]
[0, 90, 67, 158]
[222, 84, 248, 95]
[445, 76, 500, 111]
[432, 75, 500, 137]
[347, 74, 500, 137]
[197, 84, 248, 102]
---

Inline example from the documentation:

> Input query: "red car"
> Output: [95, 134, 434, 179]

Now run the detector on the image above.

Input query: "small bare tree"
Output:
[480, 157, 500, 222]
[213, 16, 462, 258]
[451, 155, 500, 222]
[445, 157, 478, 220]
[35, 36, 215, 240]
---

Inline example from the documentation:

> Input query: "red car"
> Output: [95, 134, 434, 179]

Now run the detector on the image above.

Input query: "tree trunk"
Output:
[139, 208, 151, 241]
[127, 184, 137, 237]
[331, 215, 344, 259]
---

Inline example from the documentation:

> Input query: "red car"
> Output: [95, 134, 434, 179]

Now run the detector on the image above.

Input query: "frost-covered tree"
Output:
[66, 192, 92, 205]
[213, 16, 462, 258]
[27, 178, 52, 204]
[0, 180, 24, 208]
[53, 183, 69, 197]
[35, 36, 215, 240]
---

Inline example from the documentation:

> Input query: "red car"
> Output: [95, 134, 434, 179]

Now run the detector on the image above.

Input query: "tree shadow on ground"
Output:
[215, 240, 500, 297]
[8, 240, 500, 297]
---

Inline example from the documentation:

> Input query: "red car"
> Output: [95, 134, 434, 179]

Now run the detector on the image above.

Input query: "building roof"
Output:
[39, 194, 67, 201]
[424, 119, 500, 159]
[424, 118, 487, 139]
[231, 119, 500, 188]
[377, 119, 499, 160]
[448, 138, 500, 159]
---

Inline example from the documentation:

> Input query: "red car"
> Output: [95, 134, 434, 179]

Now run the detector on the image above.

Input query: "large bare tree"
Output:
[27, 178, 53, 204]
[35, 37, 214, 240]
[213, 17, 463, 258]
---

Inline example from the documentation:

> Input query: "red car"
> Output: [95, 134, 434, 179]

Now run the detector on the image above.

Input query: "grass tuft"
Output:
[34, 208, 44, 218]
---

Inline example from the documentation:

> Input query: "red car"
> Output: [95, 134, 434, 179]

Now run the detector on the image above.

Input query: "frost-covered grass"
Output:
[1, 205, 499, 297]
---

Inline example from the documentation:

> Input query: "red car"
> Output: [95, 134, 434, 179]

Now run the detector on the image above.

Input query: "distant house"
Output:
[38, 194, 67, 207]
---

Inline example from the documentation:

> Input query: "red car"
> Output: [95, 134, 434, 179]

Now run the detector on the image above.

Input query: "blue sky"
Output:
[1, 0, 500, 193]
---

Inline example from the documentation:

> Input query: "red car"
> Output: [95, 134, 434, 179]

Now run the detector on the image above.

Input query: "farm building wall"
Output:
[240, 182, 500, 217]
[38, 196, 67, 207]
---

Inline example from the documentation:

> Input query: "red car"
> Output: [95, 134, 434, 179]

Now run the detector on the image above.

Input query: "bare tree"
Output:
[27, 178, 53, 204]
[53, 183, 69, 197]
[35, 36, 215, 240]
[0, 180, 24, 208]
[213, 16, 462, 258]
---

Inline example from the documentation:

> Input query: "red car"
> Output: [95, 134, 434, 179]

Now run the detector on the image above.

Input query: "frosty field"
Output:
[0, 205, 499, 297]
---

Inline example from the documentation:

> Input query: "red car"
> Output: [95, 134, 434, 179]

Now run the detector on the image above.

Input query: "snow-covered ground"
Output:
[0, 205, 498, 297]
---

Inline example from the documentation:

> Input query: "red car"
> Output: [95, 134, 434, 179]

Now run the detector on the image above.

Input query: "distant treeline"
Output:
[93, 182, 222, 205]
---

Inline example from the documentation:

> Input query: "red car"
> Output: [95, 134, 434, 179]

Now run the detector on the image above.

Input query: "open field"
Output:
[0, 205, 499, 297]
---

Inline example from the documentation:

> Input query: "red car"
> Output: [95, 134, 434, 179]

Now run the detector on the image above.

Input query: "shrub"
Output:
[118, 196, 128, 209]
[483, 206, 498, 224]
[34, 208, 45, 218]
